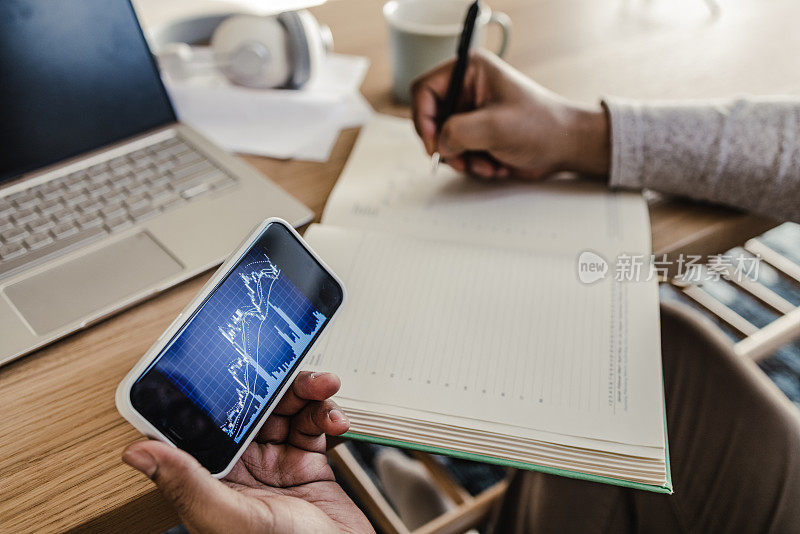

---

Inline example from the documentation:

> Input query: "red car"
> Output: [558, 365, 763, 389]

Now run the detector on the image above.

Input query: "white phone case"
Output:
[115, 218, 346, 478]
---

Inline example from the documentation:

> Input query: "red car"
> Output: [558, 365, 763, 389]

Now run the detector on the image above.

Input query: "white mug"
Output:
[383, 0, 511, 103]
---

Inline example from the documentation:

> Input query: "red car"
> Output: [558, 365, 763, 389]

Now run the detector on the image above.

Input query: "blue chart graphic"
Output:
[218, 256, 325, 441]
[152, 250, 326, 443]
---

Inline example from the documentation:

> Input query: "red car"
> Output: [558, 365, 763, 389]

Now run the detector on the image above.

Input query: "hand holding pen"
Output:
[410, 20, 610, 180]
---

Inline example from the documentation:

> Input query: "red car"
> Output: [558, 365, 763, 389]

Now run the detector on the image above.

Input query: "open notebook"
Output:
[304, 114, 671, 492]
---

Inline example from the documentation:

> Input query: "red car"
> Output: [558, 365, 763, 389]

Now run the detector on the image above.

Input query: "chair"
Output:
[328, 444, 509, 534]
[673, 226, 800, 361]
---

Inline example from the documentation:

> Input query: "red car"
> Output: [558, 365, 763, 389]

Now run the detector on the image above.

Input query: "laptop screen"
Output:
[0, 0, 175, 185]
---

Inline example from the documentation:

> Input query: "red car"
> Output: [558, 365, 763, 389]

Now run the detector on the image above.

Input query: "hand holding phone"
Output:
[117, 219, 345, 476]
[122, 370, 373, 533]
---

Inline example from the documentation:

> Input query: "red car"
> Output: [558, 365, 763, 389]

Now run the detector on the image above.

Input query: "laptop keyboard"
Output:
[0, 136, 237, 279]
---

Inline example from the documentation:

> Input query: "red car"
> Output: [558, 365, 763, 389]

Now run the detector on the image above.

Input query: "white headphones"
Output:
[156, 11, 332, 89]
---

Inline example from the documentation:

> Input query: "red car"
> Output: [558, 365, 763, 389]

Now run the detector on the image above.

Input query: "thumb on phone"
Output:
[123, 440, 266, 533]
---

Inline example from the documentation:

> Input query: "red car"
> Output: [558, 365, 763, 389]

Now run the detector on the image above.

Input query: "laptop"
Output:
[0, 0, 313, 366]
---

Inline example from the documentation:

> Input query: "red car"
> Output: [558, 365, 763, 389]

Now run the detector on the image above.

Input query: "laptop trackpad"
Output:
[5, 232, 183, 335]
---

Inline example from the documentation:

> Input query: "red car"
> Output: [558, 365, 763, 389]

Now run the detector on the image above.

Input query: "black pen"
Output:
[432, 0, 480, 174]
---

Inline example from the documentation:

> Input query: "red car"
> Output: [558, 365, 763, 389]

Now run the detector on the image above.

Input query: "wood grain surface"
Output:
[2, 0, 797, 531]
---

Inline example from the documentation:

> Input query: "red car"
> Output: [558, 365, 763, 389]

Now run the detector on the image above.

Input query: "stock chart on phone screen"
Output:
[150, 248, 326, 443]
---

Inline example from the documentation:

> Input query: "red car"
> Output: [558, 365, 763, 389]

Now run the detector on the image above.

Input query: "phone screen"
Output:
[130, 223, 342, 472]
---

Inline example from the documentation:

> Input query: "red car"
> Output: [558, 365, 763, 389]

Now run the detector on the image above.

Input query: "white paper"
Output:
[292, 93, 373, 161]
[164, 54, 371, 160]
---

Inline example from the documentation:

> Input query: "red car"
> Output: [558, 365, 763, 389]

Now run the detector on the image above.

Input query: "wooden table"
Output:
[2, 0, 797, 531]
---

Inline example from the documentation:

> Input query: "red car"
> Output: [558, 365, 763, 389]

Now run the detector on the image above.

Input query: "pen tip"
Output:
[431, 152, 440, 175]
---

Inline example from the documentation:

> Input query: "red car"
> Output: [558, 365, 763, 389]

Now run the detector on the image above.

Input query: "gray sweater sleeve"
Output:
[603, 96, 800, 223]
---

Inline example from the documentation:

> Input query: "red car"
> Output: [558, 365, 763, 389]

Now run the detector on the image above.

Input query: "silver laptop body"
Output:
[0, 2, 312, 366]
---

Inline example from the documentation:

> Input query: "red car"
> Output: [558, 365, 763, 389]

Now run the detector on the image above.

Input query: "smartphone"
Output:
[116, 219, 345, 477]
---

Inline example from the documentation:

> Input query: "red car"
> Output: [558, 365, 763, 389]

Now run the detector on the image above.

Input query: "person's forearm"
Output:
[561, 104, 610, 176]
[601, 96, 800, 223]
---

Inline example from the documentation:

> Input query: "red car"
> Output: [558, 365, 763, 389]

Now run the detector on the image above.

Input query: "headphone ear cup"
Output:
[211, 15, 292, 88]
[277, 10, 327, 89]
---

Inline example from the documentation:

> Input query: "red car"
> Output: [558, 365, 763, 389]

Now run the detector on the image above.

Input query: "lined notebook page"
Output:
[305, 225, 664, 448]
[322, 114, 651, 256]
